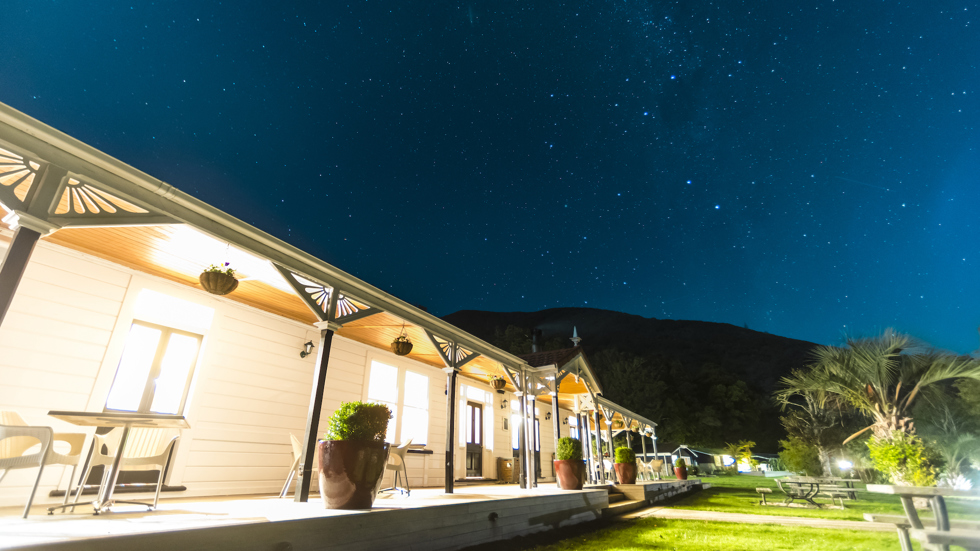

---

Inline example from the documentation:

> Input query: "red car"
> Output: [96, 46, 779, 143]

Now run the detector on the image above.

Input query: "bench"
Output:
[864, 514, 980, 551]
[909, 528, 980, 551]
[756, 487, 772, 505]
[820, 490, 848, 507]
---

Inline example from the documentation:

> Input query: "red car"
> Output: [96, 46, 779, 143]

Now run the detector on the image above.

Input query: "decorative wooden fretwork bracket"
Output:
[0, 141, 176, 232]
[424, 330, 480, 370]
[272, 264, 382, 327]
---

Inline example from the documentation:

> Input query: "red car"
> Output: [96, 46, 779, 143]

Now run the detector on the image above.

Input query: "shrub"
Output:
[675, 457, 686, 469]
[867, 431, 939, 487]
[614, 447, 636, 464]
[779, 435, 823, 476]
[325, 401, 391, 442]
[557, 437, 583, 461]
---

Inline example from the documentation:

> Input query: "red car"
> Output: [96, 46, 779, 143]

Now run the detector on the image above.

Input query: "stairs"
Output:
[602, 486, 646, 518]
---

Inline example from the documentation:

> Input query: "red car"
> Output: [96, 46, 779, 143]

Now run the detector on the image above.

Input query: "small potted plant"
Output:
[614, 447, 637, 484]
[489, 375, 506, 394]
[554, 437, 586, 490]
[674, 457, 689, 480]
[199, 262, 238, 295]
[390, 333, 413, 356]
[318, 401, 391, 509]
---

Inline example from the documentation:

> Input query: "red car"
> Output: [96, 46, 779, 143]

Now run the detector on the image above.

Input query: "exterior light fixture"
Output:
[500, 399, 509, 410]
[545, 412, 552, 421]
[300, 341, 315, 358]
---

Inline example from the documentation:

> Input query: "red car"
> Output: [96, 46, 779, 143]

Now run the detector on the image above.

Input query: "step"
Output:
[607, 493, 626, 504]
[602, 499, 647, 518]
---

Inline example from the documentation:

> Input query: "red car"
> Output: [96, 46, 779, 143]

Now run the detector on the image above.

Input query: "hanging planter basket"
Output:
[391, 337, 413, 356]
[490, 377, 506, 394]
[200, 271, 239, 295]
[612, 420, 625, 430]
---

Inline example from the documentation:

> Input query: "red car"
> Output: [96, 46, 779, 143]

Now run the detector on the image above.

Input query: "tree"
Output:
[775, 369, 848, 476]
[799, 330, 980, 444]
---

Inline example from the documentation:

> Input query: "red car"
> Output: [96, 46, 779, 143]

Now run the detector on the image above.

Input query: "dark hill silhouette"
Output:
[443, 307, 818, 397]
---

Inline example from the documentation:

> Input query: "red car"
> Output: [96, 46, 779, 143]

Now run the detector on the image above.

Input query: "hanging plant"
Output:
[200, 263, 238, 295]
[390, 325, 413, 356]
[489, 375, 506, 394]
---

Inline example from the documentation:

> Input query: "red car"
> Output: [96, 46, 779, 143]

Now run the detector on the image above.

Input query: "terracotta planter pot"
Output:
[317, 440, 390, 509]
[674, 466, 688, 480]
[554, 460, 585, 490]
[199, 272, 239, 295]
[390, 339, 413, 356]
[614, 463, 637, 484]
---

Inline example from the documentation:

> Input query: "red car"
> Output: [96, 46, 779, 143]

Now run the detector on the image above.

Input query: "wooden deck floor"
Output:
[0, 483, 609, 551]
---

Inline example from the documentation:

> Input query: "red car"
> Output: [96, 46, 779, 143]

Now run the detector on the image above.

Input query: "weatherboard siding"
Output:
[0, 239, 450, 506]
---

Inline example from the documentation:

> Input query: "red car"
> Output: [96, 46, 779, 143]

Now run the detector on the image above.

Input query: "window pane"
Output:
[106, 324, 162, 411]
[382, 401, 397, 443]
[368, 361, 399, 404]
[401, 406, 427, 446]
[474, 406, 481, 445]
[511, 414, 521, 449]
[150, 333, 200, 414]
[465, 385, 484, 402]
[403, 371, 428, 409]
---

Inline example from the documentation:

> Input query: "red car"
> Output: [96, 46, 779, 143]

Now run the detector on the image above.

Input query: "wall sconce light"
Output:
[500, 399, 509, 410]
[300, 341, 315, 358]
[562, 418, 568, 425]
[545, 411, 552, 421]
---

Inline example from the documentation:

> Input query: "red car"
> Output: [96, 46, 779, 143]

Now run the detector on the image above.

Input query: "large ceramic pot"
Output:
[674, 466, 688, 480]
[553, 460, 586, 490]
[614, 463, 637, 484]
[317, 440, 390, 509]
[199, 272, 239, 295]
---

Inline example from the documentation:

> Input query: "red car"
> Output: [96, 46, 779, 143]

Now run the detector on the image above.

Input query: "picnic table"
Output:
[775, 476, 862, 507]
[866, 484, 980, 551]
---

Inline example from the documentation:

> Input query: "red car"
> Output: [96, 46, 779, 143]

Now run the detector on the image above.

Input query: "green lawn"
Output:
[493, 518, 907, 551]
[669, 474, 979, 522]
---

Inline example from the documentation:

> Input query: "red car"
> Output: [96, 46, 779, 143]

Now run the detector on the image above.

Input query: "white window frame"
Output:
[363, 355, 432, 446]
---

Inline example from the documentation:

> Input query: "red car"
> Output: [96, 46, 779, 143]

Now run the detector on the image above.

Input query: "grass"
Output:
[465, 518, 907, 551]
[668, 474, 979, 522]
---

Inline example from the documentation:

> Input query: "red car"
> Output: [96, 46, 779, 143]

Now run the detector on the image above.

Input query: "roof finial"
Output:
[570, 326, 582, 347]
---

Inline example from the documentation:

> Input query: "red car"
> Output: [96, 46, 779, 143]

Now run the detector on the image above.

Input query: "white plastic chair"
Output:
[71, 427, 179, 510]
[0, 411, 86, 518]
[280, 433, 322, 498]
[650, 459, 664, 480]
[380, 439, 412, 496]
[602, 459, 616, 483]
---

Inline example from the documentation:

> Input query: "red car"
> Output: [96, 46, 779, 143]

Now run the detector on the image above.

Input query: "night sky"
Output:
[2, 1, 978, 352]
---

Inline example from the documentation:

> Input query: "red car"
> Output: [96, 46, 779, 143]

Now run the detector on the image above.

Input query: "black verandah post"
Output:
[445, 368, 458, 493]
[295, 325, 335, 502]
[0, 226, 41, 327]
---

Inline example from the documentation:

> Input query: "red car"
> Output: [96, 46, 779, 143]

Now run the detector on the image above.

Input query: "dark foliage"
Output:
[326, 401, 391, 442]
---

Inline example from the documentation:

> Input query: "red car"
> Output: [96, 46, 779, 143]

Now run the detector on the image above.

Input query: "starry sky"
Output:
[2, 1, 978, 352]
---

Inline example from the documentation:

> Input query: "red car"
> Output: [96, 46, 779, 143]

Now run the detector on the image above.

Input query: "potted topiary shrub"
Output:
[674, 457, 688, 480]
[489, 375, 506, 394]
[614, 447, 637, 484]
[318, 401, 392, 509]
[199, 262, 238, 295]
[554, 436, 586, 490]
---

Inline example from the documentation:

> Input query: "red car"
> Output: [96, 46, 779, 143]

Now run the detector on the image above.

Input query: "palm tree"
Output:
[799, 330, 980, 444]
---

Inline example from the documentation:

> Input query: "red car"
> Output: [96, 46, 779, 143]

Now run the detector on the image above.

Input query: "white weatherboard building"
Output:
[0, 101, 656, 523]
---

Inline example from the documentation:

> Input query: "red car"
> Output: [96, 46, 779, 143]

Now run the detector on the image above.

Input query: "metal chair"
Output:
[650, 459, 665, 480]
[380, 439, 412, 496]
[280, 433, 303, 498]
[69, 427, 179, 511]
[0, 411, 86, 518]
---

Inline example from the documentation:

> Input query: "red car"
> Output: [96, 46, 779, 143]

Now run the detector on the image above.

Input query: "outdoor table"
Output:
[46, 411, 189, 515]
[866, 484, 980, 551]
[776, 477, 823, 507]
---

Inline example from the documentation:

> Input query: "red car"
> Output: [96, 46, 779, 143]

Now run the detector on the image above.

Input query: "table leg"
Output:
[94, 423, 132, 514]
[900, 496, 924, 530]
